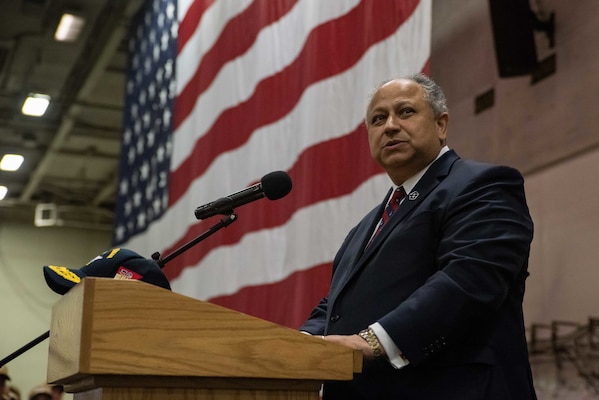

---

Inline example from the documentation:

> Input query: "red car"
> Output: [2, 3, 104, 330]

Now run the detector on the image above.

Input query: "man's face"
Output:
[366, 79, 448, 184]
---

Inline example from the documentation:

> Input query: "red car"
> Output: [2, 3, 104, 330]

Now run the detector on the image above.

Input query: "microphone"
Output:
[194, 171, 292, 220]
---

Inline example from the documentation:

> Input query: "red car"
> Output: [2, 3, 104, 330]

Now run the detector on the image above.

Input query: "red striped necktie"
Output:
[367, 186, 406, 247]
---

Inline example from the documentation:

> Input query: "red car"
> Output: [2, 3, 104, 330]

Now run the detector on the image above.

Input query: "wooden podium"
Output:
[47, 278, 362, 400]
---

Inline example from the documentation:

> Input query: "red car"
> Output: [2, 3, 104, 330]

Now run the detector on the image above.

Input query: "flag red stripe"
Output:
[163, 123, 381, 280]
[175, 0, 299, 129]
[178, 0, 215, 52]
[168, 0, 419, 205]
[208, 262, 332, 329]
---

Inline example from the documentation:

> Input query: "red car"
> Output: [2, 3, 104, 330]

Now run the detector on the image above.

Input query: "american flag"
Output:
[115, 0, 431, 329]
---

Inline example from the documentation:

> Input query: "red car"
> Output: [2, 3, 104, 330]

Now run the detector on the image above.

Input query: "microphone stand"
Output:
[151, 212, 237, 268]
[0, 330, 50, 367]
[0, 212, 239, 367]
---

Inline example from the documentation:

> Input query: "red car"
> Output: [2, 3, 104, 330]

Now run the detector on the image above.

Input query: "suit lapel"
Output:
[334, 151, 460, 294]
[326, 188, 391, 300]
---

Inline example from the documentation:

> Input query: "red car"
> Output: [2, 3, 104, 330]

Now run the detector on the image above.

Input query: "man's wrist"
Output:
[370, 322, 410, 369]
[358, 327, 383, 358]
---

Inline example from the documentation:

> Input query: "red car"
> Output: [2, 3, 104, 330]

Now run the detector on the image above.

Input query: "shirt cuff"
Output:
[370, 322, 410, 369]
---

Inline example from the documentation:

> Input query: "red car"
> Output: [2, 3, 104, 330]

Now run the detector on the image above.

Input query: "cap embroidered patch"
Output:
[115, 266, 143, 280]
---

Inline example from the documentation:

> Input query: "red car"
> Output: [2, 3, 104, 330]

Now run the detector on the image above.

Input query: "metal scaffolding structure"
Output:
[529, 317, 599, 396]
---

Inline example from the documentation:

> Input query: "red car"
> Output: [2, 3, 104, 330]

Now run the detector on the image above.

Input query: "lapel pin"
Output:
[408, 191, 419, 201]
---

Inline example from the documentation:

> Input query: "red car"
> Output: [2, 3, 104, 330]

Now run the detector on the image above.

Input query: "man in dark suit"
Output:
[300, 73, 536, 399]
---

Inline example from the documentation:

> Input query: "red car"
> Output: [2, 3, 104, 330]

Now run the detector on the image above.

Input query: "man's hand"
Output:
[323, 334, 385, 360]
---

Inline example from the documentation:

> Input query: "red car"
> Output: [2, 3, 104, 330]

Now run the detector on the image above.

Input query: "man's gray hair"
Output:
[366, 73, 448, 120]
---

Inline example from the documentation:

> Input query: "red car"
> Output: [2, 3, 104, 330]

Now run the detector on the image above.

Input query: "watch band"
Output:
[358, 327, 383, 358]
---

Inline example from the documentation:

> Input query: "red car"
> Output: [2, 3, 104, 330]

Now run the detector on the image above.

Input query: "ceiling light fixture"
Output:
[1, 154, 25, 171]
[22, 93, 50, 117]
[0, 186, 7, 200]
[54, 13, 85, 42]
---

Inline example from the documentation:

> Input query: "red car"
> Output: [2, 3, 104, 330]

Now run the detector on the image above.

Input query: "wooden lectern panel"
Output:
[75, 387, 319, 400]
[48, 278, 361, 398]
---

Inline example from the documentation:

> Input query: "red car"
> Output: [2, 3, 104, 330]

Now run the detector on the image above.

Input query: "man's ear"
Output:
[437, 113, 449, 143]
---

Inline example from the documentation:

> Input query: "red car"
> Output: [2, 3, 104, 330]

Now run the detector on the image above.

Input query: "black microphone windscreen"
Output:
[261, 171, 292, 200]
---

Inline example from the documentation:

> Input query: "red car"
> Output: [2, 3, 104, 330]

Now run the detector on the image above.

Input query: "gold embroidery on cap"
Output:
[107, 248, 120, 259]
[48, 266, 81, 284]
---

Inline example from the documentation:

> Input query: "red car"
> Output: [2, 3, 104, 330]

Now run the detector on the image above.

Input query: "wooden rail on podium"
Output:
[47, 278, 362, 400]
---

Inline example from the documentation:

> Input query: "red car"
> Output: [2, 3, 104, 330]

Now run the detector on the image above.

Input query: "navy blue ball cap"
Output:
[43, 248, 171, 295]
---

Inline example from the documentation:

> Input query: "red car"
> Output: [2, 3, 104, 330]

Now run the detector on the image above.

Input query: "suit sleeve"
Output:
[299, 296, 328, 335]
[377, 165, 533, 365]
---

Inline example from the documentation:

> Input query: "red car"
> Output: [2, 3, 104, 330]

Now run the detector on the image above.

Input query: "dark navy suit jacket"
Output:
[300, 150, 537, 400]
